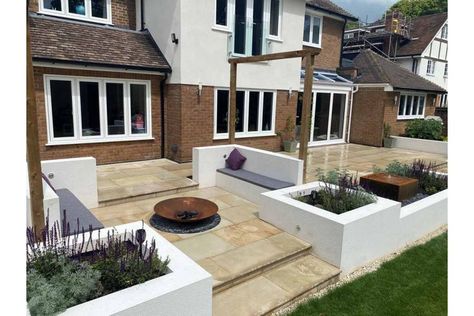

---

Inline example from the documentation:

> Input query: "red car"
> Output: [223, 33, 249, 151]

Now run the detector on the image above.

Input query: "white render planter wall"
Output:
[389, 136, 448, 155]
[260, 182, 448, 274]
[45, 222, 213, 316]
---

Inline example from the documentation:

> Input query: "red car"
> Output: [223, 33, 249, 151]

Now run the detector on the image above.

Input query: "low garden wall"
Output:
[388, 136, 447, 155]
[55, 222, 213, 316]
[260, 182, 448, 274]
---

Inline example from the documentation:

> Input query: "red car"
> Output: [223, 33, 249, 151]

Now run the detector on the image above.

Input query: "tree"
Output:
[389, 0, 447, 17]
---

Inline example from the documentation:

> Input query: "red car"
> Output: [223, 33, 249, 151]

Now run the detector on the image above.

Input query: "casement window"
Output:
[426, 60, 435, 75]
[45, 75, 151, 145]
[218, 0, 282, 56]
[397, 92, 426, 120]
[214, 88, 275, 139]
[39, 0, 112, 24]
[444, 63, 448, 77]
[303, 13, 323, 47]
[441, 24, 448, 39]
[412, 58, 419, 73]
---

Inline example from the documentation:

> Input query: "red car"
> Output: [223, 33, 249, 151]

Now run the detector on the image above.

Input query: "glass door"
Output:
[233, 0, 265, 56]
[312, 93, 331, 142]
[329, 94, 346, 140]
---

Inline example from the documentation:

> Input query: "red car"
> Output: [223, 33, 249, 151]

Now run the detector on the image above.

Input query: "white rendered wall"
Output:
[26, 179, 60, 228]
[41, 157, 98, 208]
[146, 0, 306, 90]
[389, 136, 447, 155]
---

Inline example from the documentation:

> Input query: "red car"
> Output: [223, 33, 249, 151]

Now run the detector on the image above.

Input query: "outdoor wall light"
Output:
[171, 33, 179, 44]
[394, 95, 398, 106]
[198, 82, 203, 96]
[288, 87, 293, 98]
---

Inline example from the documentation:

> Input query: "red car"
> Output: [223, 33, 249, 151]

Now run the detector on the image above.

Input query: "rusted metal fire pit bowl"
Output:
[154, 197, 219, 222]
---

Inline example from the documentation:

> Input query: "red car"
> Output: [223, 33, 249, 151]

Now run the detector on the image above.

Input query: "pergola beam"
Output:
[228, 48, 320, 173]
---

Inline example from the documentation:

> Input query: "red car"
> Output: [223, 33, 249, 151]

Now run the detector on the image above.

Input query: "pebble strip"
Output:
[273, 225, 448, 316]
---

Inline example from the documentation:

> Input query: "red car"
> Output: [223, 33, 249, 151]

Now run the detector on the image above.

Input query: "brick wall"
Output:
[303, 17, 344, 71]
[349, 87, 386, 147]
[29, 0, 136, 30]
[34, 66, 163, 164]
[165, 84, 297, 162]
[350, 88, 438, 147]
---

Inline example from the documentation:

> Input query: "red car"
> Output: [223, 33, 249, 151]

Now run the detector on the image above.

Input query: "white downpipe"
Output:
[347, 85, 359, 142]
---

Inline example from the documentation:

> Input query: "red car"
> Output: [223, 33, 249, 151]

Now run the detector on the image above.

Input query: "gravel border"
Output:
[272, 225, 448, 316]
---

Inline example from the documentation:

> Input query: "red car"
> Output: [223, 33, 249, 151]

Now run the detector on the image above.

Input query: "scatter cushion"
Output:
[42, 173, 56, 192]
[226, 148, 247, 170]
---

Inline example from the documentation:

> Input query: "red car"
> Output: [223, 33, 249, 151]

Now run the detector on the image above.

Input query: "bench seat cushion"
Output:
[217, 168, 294, 190]
[56, 189, 104, 237]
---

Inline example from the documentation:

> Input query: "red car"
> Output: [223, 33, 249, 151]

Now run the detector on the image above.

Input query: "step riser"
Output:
[98, 185, 198, 207]
[265, 273, 340, 316]
[213, 247, 312, 295]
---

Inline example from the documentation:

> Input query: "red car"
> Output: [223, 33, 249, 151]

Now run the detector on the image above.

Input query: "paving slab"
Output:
[213, 218, 281, 247]
[173, 233, 236, 261]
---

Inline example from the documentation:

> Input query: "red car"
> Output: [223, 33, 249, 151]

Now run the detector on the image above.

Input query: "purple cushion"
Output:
[42, 173, 56, 192]
[226, 148, 247, 170]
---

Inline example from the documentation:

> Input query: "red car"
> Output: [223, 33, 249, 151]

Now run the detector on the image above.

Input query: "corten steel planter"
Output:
[360, 173, 418, 202]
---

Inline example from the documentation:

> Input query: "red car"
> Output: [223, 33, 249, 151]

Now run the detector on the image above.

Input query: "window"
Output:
[303, 14, 322, 47]
[214, 88, 275, 138]
[215, 0, 228, 27]
[426, 60, 435, 75]
[45, 76, 151, 144]
[412, 58, 419, 73]
[444, 63, 448, 77]
[441, 24, 448, 39]
[344, 33, 354, 39]
[269, 0, 281, 37]
[398, 92, 426, 119]
[39, 0, 111, 23]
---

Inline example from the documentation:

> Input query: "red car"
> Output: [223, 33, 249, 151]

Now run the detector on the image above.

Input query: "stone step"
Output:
[210, 232, 312, 294]
[98, 183, 198, 207]
[212, 255, 341, 316]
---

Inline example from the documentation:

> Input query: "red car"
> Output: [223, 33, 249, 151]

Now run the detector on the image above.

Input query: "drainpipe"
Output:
[160, 73, 168, 158]
[140, 0, 145, 30]
[347, 84, 358, 142]
[340, 18, 348, 67]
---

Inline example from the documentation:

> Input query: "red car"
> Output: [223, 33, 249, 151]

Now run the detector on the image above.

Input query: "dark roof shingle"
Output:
[29, 14, 171, 72]
[353, 49, 445, 93]
[396, 12, 447, 57]
[306, 0, 357, 21]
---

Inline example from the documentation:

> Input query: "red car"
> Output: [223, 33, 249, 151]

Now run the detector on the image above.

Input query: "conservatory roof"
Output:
[301, 70, 353, 85]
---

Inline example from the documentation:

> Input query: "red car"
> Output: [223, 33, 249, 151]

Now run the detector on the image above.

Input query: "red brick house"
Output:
[348, 49, 446, 147]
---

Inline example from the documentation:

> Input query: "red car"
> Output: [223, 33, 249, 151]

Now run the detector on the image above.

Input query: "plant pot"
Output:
[383, 137, 393, 148]
[283, 140, 298, 152]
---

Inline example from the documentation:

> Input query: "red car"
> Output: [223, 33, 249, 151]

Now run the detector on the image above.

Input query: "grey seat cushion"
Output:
[56, 189, 104, 237]
[217, 168, 294, 190]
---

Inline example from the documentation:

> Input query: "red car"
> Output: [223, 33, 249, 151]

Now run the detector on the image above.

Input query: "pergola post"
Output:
[229, 61, 237, 144]
[27, 19, 45, 232]
[299, 53, 315, 174]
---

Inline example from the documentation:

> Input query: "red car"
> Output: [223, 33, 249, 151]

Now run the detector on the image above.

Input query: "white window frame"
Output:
[38, 0, 112, 24]
[267, 0, 283, 40]
[213, 88, 276, 140]
[444, 63, 448, 77]
[44, 75, 152, 145]
[397, 91, 426, 120]
[426, 59, 435, 76]
[214, 0, 231, 31]
[441, 24, 448, 39]
[303, 13, 323, 48]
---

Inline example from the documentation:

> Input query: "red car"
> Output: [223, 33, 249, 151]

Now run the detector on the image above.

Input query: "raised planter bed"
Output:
[387, 136, 447, 155]
[260, 182, 447, 274]
[28, 222, 212, 316]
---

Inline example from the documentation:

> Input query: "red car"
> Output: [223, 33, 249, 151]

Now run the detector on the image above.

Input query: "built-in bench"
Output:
[193, 145, 303, 205]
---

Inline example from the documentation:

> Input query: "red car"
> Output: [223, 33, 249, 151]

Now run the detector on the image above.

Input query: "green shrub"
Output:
[404, 119, 443, 140]
[27, 257, 102, 316]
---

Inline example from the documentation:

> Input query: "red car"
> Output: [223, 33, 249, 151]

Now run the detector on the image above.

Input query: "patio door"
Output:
[296, 90, 349, 145]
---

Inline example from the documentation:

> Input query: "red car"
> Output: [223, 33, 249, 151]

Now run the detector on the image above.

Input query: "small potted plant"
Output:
[278, 116, 298, 152]
[383, 123, 393, 147]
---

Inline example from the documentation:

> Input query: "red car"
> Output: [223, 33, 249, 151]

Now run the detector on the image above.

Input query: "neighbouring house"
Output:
[29, 0, 358, 164]
[347, 49, 446, 147]
[343, 12, 448, 107]
[28, 0, 171, 164]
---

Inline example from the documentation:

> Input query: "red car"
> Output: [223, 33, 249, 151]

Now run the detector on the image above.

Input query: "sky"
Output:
[331, 0, 398, 23]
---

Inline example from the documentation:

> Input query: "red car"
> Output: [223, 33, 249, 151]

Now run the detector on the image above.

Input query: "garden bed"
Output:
[27, 222, 212, 316]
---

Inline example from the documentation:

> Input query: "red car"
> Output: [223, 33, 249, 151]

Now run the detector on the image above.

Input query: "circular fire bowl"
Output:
[153, 197, 219, 222]
[149, 213, 221, 234]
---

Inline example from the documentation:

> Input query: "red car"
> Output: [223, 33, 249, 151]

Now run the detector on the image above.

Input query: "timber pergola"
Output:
[228, 48, 321, 173]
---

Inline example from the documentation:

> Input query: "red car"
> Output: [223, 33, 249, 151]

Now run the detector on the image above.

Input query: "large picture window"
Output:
[45, 75, 151, 144]
[303, 13, 323, 47]
[214, 88, 276, 138]
[39, 0, 111, 23]
[398, 92, 426, 120]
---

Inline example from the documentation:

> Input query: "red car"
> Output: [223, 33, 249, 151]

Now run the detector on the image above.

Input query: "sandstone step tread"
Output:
[212, 255, 340, 316]
[208, 232, 312, 293]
